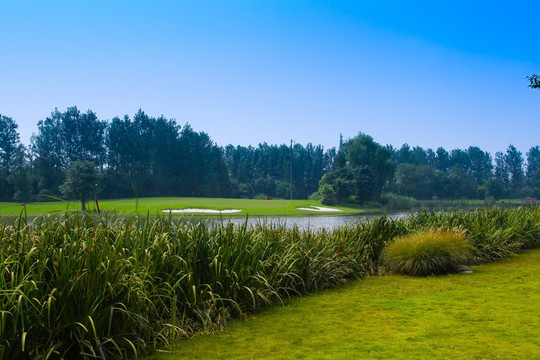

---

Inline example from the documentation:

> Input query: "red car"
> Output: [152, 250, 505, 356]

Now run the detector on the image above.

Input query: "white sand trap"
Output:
[163, 208, 242, 214]
[297, 206, 343, 212]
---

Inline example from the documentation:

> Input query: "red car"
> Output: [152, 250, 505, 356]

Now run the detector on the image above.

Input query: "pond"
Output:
[0, 211, 413, 229]
[206, 212, 412, 230]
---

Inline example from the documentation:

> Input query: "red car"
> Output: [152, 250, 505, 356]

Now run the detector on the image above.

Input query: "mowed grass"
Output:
[0, 197, 369, 217]
[151, 249, 540, 360]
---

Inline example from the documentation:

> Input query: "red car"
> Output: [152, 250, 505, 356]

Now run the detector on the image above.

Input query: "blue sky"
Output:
[1, 1, 539, 155]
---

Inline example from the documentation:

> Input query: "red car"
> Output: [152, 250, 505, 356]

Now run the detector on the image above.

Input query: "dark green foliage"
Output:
[527, 73, 540, 89]
[0, 114, 22, 201]
[223, 142, 329, 199]
[382, 230, 474, 276]
[318, 183, 337, 205]
[60, 161, 101, 211]
[485, 179, 506, 200]
[381, 193, 416, 210]
[341, 133, 395, 200]
[505, 145, 525, 193]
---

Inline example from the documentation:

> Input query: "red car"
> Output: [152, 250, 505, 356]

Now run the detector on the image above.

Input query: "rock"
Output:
[453, 264, 473, 274]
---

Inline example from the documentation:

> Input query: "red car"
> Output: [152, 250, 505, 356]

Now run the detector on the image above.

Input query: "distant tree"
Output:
[342, 133, 395, 199]
[318, 168, 355, 204]
[0, 114, 22, 200]
[396, 143, 413, 164]
[467, 146, 493, 184]
[354, 166, 376, 204]
[504, 145, 525, 192]
[318, 183, 337, 206]
[275, 180, 296, 199]
[9, 146, 32, 202]
[434, 147, 450, 172]
[494, 151, 509, 184]
[432, 170, 450, 199]
[485, 179, 506, 200]
[449, 149, 470, 172]
[32, 107, 106, 195]
[395, 163, 417, 196]
[448, 165, 476, 199]
[526, 146, 540, 179]
[411, 146, 428, 165]
[0, 114, 20, 172]
[527, 74, 540, 89]
[60, 161, 100, 211]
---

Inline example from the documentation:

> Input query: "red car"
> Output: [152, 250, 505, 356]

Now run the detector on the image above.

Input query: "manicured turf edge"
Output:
[151, 248, 540, 360]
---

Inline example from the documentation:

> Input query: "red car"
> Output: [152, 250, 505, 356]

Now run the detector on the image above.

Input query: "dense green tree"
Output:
[448, 165, 476, 199]
[318, 168, 356, 204]
[354, 166, 377, 204]
[395, 163, 417, 196]
[32, 107, 106, 195]
[485, 179, 506, 200]
[494, 151, 508, 184]
[0, 114, 22, 200]
[526, 146, 540, 179]
[411, 146, 428, 165]
[432, 170, 450, 199]
[342, 133, 394, 199]
[527, 74, 540, 89]
[9, 146, 32, 202]
[395, 163, 434, 199]
[318, 183, 337, 206]
[467, 146, 493, 184]
[396, 144, 414, 164]
[434, 147, 450, 172]
[60, 161, 101, 211]
[450, 149, 470, 172]
[505, 145, 525, 192]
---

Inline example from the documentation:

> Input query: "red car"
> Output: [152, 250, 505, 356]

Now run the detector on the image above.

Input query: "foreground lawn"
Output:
[151, 249, 540, 360]
[0, 197, 372, 217]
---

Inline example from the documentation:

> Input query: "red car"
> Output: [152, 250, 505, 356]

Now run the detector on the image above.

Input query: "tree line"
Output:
[318, 134, 540, 205]
[0, 106, 539, 204]
[0, 107, 330, 202]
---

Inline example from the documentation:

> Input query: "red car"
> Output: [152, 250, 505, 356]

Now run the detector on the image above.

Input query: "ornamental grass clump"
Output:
[382, 229, 474, 276]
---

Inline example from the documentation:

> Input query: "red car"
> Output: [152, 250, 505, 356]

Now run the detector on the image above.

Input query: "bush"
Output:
[382, 229, 474, 276]
[319, 184, 337, 206]
[381, 193, 416, 210]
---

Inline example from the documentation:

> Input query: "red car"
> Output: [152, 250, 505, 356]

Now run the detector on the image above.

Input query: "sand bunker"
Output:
[163, 208, 242, 214]
[296, 206, 343, 212]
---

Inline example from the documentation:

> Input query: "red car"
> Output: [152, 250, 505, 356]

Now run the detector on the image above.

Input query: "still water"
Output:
[1, 212, 412, 230]
[205, 212, 411, 231]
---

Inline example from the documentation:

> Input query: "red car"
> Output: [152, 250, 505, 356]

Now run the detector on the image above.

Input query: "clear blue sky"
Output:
[1, 1, 539, 155]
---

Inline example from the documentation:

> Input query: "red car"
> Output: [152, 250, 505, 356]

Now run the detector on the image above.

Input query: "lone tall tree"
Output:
[60, 161, 100, 211]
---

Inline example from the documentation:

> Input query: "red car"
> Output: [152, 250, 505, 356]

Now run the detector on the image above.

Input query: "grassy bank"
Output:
[1, 207, 539, 359]
[154, 248, 540, 359]
[0, 197, 372, 217]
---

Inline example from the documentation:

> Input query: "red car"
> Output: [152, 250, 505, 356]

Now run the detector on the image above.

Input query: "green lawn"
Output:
[0, 197, 374, 217]
[149, 249, 540, 360]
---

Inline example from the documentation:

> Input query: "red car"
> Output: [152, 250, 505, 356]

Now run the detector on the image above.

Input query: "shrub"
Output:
[381, 193, 416, 210]
[382, 229, 474, 276]
[319, 184, 337, 206]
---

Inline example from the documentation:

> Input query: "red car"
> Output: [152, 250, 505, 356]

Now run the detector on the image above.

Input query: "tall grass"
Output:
[0, 206, 538, 359]
[382, 229, 474, 276]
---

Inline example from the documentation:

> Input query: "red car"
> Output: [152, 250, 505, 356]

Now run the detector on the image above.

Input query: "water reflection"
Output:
[1, 212, 412, 229]
[208, 212, 411, 231]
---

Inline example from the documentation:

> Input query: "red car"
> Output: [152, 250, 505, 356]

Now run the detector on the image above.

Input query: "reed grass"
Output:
[382, 229, 474, 276]
[0, 206, 538, 359]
